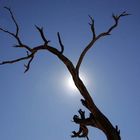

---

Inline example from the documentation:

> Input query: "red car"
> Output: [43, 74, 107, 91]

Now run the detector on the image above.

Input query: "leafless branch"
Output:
[88, 15, 96, 38]
[0, 53, 31, 64]
[73, 109, 96, 127]
[0, 7, 33, 53]
[0, 8, 129, 139]
[75, 15, 97, 73]
[0, 52, 35, 73]
[12, 44, 32, 52]
[97, 11, 130, 39]
[76, 39, 95, 74]
[57, 32, 64, 53]
[0, 7, 38, 72]
[76, 11, 129, 73]
[3, 7, 22, 45]
[24, 54, 34, 73]
[35, 25, 50, 44]
[0, 7, 74, 74]
[0, 27, 14, 36]
[4, 7, 19, 36]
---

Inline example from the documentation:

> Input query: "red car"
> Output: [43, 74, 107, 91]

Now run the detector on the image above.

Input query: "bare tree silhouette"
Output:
[0, 7, 129, 140]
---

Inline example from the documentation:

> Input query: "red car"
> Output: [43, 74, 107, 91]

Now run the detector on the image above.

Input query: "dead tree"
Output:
[0, 7, 129, 140]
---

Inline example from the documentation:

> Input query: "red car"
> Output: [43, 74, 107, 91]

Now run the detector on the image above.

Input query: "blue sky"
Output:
[0, 0, 140, 140]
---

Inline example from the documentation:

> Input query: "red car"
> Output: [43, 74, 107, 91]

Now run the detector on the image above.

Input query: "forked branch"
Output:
[35, 25, 50, 44]
[0, 7, 69, 73]
[0, 7, 38, 72]
[0, 7, 129, 140]
[72, 109, 96, 127]
[0, 7, 32, 52]
[97, 11, 130, 39]
[72, 109, 97, 140]
[0, 52, 35, 73]
[4, 7, 19, 36]
[76, 11, 130, 73]
[0, 7, 22, 45]
[88, 15, 96, 38]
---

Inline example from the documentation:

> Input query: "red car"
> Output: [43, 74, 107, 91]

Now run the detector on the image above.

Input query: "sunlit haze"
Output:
[65, 72, 88, 94]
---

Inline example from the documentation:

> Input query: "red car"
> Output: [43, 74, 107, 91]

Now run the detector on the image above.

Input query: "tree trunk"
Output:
[72, 74, 121, 140]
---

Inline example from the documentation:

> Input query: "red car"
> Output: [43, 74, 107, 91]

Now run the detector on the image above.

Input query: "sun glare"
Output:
[65, 72, 88, 94]
[67, 76, 78, 92]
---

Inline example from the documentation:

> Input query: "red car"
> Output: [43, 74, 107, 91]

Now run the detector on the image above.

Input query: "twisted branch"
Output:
[73, 109, 96, 127]
[72, 109, 97, 140]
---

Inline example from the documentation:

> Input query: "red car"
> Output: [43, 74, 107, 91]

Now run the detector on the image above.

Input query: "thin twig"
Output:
[24, 54, 34, 73]
[57, 32, 64, 53]
[4, 7, 19, 36]
[0, 53, 35, 73]
[35, 25, 50, 44]
[0, 53, 32, 65]
[88, 15, 96, 38]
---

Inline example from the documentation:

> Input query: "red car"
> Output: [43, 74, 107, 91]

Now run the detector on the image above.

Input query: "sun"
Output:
[67, 76, 78, 92]
[65, 72, 88, 94]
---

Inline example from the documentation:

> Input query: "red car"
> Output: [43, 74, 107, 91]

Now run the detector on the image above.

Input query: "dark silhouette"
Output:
[0, 7, 129, 140]
[71, 109, 89, 140]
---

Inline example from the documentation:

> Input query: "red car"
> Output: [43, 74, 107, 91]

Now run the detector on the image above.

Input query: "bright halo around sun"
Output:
[66, 72, 88, 93]
[67, 76, 78, 92]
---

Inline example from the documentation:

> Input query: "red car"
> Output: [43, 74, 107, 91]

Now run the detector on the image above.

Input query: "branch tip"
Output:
[57, 32, 64, 53]
[4, 6, 10, 11]
[88, 15, 94, 22]
[35, 25, 50, 44]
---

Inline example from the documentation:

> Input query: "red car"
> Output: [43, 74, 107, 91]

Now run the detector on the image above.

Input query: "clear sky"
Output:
[0, 0, 140, 140]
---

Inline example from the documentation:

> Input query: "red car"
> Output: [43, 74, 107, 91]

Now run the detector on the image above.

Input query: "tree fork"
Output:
[0, 7, 129, 140]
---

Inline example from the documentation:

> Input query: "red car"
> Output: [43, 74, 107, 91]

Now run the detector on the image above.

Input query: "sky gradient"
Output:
[0, 0, 140, 140]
